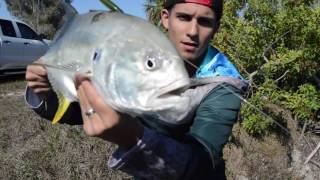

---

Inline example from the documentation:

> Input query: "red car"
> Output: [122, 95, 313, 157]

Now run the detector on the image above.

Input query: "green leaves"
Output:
[240, 81, 280, 135]
[281, 84, 320, 121]
[216, 0, 320, 134]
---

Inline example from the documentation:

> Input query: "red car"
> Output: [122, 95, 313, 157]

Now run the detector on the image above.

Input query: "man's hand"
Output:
[25, 60, 51, 100]
[75, 75, 144, 149]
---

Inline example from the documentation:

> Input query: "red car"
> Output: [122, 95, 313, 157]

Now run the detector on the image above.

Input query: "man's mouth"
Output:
[181, 42, 198, 52]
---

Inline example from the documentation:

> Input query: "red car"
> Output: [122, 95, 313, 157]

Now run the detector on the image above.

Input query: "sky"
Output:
[0, 0, 147, 20]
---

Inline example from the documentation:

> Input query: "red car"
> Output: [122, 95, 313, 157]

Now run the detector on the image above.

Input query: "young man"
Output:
[25, 0, 247, 179]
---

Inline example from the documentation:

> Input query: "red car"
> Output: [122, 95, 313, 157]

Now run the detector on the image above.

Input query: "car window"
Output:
[17, 22, 39, 40]
[0, 19, 17, 37]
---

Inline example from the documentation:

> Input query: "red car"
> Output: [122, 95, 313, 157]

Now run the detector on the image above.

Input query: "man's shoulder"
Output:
[199, 83, 242, 110]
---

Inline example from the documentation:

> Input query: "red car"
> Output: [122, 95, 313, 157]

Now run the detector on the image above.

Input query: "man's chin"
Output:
[181, 52, 199, 64]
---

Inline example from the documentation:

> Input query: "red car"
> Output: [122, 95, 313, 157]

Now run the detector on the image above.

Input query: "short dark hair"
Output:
[164, 0, 223, 22]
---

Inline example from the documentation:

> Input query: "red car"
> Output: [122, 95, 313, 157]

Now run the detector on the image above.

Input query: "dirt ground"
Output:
[224, 122, 320, 179]
[0, 75, 319, 179]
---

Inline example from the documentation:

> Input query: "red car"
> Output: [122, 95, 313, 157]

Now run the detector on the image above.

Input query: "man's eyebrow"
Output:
[175, 12, 216, 21]
[175, 12, 192, 16]
[198, 16, 216, 22]
[198, 14, 216, 21]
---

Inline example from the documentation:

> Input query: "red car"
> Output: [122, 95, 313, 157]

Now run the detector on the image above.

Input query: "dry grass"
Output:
[224, 123, 320, 179]
[0, 75, 131, 179]
[224, 126, 291, 179]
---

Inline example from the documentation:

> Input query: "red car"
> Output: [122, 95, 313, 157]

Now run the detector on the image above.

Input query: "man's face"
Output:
[161, 3, 218, 63]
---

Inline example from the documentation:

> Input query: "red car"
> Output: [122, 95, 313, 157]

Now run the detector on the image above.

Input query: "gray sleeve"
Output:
[108, 128, 211, 180]
[24, 86, 44, 108]
[24, 86, 59, 120]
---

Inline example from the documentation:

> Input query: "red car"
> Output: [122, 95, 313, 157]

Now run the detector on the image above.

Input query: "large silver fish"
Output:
[40, 8, 192, 124]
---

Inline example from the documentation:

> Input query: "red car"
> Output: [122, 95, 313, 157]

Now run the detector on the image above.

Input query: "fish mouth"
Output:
[145, 78, 191, 124]
[155, 78, 190, 100]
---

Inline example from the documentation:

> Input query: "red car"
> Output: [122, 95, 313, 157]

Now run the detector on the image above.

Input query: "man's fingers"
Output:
[81, 81, 120, 131]
[77, 84, 91, 117]
[25, 71, 48, 81]
[26, 59, 48, 82]
[26, 63, 47, 76]
[27, 81, 50, 89]
[80, 80, 112, 115]
[77, 84, 95, 133]
[77, 84, 106, 136]
[76, 78, 120, 137]
[26, 69, 48, 83]
[25, 59, 51, 100]
[31, 87, 51, 94]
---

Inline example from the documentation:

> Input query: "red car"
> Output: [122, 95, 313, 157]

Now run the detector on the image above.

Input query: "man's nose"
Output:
[187, 20, 199, 37]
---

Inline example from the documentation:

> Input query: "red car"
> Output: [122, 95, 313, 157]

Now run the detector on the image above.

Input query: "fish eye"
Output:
[145, 57, 157, 70]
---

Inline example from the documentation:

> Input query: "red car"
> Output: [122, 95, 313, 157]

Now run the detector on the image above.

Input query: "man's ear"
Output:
[161, 9, 170, 29]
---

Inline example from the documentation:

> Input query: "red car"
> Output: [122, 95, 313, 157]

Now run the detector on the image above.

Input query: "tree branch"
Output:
[275, 70, 289, 82]
[310, 160, 320, 169]
[304, 142, 320, 165]
[262, 31, 290, 63]
[249, 70, 258, 83]
[299, 120, 308, 142]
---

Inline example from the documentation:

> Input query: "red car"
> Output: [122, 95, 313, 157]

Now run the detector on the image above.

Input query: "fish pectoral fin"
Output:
[52, 94, 71, 124]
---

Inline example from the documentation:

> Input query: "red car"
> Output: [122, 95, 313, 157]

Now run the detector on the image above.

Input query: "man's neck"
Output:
[186, 64, 198, 77]
[185, 52, 207, 77]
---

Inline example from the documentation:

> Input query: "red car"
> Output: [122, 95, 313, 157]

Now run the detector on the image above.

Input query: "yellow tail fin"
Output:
[52, 93, 71, 124]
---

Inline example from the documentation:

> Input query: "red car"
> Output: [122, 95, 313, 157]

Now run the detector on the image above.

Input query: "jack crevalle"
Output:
[40, 8, 192, 125]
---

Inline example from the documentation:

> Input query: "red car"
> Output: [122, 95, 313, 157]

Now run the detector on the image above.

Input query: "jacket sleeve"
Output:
[108, 127, 213, 180]
[25, 86, 83, 125]
[108, 83, 242, 179]
[189, 83, 242, 166]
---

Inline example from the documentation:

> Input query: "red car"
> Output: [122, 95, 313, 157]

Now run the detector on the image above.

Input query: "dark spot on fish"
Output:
[93, 52, 98, 61]
[92, 49, 102, 63]
[91, 12, 106, 23]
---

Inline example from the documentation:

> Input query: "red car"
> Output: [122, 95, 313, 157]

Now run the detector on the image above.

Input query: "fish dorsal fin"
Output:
[52, 0, 78, 43]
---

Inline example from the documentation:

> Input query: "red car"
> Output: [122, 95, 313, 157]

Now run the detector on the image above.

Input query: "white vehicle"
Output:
[0, 18, 49, 74]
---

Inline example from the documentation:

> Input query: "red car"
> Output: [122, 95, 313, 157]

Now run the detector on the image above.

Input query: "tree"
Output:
[144, 0, 163, 26]
[145, 0, 320, 135]
[216, 0, 320, 134]
[4, 0, 70, 38]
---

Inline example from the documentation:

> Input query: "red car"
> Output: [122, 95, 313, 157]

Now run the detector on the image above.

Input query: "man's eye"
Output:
[198, 18, 216, 28]
[177, 15, 191, 21]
